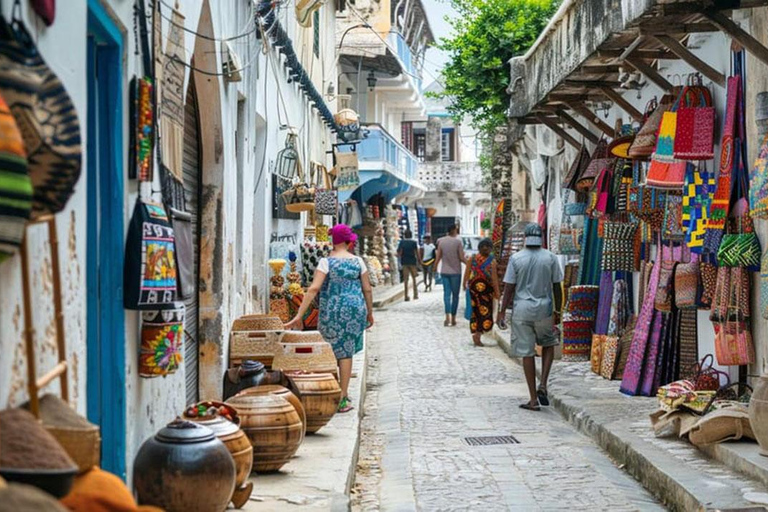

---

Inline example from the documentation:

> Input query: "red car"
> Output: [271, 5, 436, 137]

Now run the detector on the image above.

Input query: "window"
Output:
[414, 133, 426, 162]
[313, 10, 320, 58]
[441, 128, 455, 161]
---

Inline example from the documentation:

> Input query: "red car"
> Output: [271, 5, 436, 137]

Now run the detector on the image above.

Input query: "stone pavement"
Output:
[492, 327, 768, 511]
[243, 344, 366, 512]
[352, 290, 663, 511]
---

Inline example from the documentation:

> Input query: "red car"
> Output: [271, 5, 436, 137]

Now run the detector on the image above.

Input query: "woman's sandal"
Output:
[519, 402, 541, 412]
[537, 388, 550, 407]
[338, 396, 354, 413]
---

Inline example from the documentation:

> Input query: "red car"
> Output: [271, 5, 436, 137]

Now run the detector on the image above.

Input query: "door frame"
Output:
[86, 0, 126, 479]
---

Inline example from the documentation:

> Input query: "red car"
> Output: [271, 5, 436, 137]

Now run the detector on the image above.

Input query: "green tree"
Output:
[435, 0, 559, 136]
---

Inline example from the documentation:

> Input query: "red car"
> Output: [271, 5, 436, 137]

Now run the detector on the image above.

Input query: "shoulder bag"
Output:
[314, 164, 338, 216]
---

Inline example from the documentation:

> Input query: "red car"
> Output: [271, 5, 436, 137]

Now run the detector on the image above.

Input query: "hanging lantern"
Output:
[276, 133, 300, 181]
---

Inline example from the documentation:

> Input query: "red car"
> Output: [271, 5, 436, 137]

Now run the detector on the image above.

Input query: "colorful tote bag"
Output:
[629, 97, 671, 159]
[563, 146, 591, 191]
[139, 304, 185, 377]
[646, 90, 687, 189]
[0, 91, 30, 263]
[334, 150, 360, 191]
[682, 164, 714, 253]
[124, 199, 178, 310]
[663, 193, 686, 242]
[0, 18, 81, 218]
[714, 320, 755, 366]
[673, 85, 715, 161]
[314, 165, 338, 215]
[601, 221, 637, 272]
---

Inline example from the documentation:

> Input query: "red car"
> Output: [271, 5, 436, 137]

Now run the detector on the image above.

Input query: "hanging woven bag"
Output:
[673, 84, 715, 161]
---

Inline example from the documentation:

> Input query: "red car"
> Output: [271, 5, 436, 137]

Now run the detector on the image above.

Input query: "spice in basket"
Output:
[0, 409, 76, 470]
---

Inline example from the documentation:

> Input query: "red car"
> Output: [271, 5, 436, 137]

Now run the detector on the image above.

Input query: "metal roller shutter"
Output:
[182, 83, 201, 405]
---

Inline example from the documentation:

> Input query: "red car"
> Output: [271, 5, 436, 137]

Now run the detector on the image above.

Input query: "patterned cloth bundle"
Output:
[562, 285, 600, 361]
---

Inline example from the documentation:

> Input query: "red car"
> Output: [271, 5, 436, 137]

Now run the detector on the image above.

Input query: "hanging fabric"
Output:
[750, 128, 768, 218]
[646, 87, 688, 189]
[563, 146, 591, 191]
[673, 83, 715, 161]
[0, 90, 31, 263]
[334, 150, 360, 191]
[682, 163, 714, 253]
[577, 140, 613, 192]
[704, 72, 743, 256]
[629, 97, 672, 159]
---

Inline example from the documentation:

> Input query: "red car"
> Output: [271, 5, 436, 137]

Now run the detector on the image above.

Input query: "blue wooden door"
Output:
[86, 0, 126, 479]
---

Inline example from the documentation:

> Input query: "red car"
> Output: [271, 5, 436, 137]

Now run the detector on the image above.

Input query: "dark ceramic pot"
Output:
[223, 360, 283, 400]
[133, 419, 236, 512]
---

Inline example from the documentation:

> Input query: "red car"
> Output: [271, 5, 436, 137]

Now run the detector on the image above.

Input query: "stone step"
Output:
[492, 327, 768, 511]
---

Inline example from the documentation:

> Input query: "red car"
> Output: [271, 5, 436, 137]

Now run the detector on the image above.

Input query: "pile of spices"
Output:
[22, 394, 93, 429]
[0, 409, 76, 470]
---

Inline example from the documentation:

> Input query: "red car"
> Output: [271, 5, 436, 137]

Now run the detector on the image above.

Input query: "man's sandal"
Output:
[519, 402, 541, 412]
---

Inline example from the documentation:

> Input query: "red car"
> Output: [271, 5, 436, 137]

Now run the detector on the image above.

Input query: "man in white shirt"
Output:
[419, 234, 436, 292]
[497, 223, 563, 411]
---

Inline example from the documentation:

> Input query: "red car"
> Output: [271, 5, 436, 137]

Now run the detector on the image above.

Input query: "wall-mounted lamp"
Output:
[367, 70, 377, 90]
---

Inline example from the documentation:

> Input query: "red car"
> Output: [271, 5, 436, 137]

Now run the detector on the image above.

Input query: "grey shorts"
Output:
[507, 313, 558, 358]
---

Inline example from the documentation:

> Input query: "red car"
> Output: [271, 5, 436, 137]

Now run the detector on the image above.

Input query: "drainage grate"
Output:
[463, 435, 520, 446]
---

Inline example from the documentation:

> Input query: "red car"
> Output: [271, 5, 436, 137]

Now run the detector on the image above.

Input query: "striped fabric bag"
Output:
[0, 19, 81, 219]
[0, 91, 30, 263]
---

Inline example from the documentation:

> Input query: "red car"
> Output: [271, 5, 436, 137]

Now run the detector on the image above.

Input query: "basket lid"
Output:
[156, 418, 215, 444]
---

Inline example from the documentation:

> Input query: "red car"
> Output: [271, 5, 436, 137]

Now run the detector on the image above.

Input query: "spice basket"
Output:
[46, 423, 101, 474]
[232, 315, 284, 332]
[229, 333, 283, 367]
[272, 342, 338, 378]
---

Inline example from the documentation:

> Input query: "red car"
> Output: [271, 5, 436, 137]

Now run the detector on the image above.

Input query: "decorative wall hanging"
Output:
[131, 77, 155, 182]
[0, 91, 30, 263]
[139, 304, 185, 377]
[334, 150, 360, 191]
[159, 4, 186, 182]
[0, 16, 81, 218]
[168, 207, 195, 300]
[682, 164, 714, 253]
[124, 199, 178, 309]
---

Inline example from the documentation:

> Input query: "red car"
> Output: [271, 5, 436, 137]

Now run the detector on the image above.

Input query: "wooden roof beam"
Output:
[536, 115, 581, 149]
[597, 49, 679, 60]
[624, 56, 675, 93]
[638, 22, 719, 36]
[651, 34, 726, 87]
[564, 79, 624, 88]
[702, 9, 768, 68]
[596, 86, 644, 122]
[564, 101, 615, 137]
[553, 109, 600, 144]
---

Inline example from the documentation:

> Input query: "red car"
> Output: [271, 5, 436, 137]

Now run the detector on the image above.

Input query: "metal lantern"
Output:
[276, 133, 300, 180]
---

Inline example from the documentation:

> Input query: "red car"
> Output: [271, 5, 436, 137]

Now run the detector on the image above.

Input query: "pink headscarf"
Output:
[329, 224, 358, 248]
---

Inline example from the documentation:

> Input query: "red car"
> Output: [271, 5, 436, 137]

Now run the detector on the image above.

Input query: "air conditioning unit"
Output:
[222, 42, 243, 82]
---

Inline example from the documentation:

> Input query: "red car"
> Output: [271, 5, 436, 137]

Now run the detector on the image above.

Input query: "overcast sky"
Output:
[421, 0, 456, 87]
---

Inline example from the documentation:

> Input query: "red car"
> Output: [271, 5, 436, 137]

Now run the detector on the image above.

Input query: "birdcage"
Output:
[276, 133, 301, 181]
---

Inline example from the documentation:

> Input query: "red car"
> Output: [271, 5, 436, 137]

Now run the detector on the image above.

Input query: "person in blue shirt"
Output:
[397, 230, 420, 301]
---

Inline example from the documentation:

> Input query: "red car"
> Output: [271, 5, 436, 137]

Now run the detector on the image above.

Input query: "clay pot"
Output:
[286, 372, 342, 434]
[225, 395, 303, 473]
[749, 374, 768, 456]
[133, 419, 236, 512]
[185, 412, 254, 509]
[236, 385, 307, 439]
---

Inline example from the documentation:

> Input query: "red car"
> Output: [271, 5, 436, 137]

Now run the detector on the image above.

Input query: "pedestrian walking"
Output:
[397, 229, 419, 301]
[420, 234, 436, 292]
[497, 223, 563, 411]
[463, 238, 500, 347]
[434, 225, 465, 326]
[286, 224, 374, 413]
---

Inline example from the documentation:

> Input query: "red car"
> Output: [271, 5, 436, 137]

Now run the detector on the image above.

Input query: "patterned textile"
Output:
[663, 194, 685, 242]
[640, 310, 666, 396]
[301, 241, 332, 285]
[0, 91, 30, 262]
[750, 130, 768, 218]
[562, 285, 600, 362]
[601, 221, 638, 272]
[600, 335, 620, 379]
[491, 199, 505, 258]
[0, 21, 81, 218]
[704, 76, 742, 253]
[594, 272, 614, 335]
[591, 334, 605, 374]
[607, 279, 629, 337]
[678, 309, 699, 380]
[674, 258, 700, 309]
[139, 304, 185, 377]
[468, 254, 495, 334]
[682, 164, 714, 253]
[614, 317, 636, 381]
[578, 217, 603, 286]
[646, 103, 687, 189]
[319, 258, 368, 359]
[673, 86, 715, 161]
[621, 243, 663, 395]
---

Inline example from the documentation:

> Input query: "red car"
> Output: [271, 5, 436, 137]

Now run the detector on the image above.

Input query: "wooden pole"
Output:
[47, 217, 69, 403]
[20, 235, 39, 418]
[651, 34, 726, 87]
[624, 57, 675, 93]
[597, 86, 644, 122]
[703, 9, 768, 69]
[536, 115, 581, 149]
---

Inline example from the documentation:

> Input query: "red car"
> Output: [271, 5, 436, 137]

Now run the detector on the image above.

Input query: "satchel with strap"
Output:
[314, 164, 338, 216]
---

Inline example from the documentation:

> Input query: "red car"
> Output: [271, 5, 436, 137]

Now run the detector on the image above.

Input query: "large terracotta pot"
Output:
[286, 372, 342, 434]
[225, 395, 303, 473]
[236, 385, 307, 439]
[133, 419, 236, 512]
[749, 374, 768, 456]
[185, 408, 254, 509]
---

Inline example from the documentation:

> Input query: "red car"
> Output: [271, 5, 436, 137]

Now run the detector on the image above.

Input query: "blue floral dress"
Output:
[319, 257, 368, 359]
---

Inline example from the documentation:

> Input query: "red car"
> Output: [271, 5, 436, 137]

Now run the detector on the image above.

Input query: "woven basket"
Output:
[281, 331, 325, 344]
[229, 333, 283, 367]
[272, 342, 338, 378]
[232, 315, 284, 332]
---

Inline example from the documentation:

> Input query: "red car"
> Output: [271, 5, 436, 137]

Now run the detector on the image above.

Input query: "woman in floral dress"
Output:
[463, 238, 500, 347]
[286, 224, 374, 412]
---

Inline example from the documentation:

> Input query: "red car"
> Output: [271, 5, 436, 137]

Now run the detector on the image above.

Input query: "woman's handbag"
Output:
[646, 93, 688, 189]
[313, 164, 338, 216]
[629, 97, 671, 159]
[124, 199, 178, 310]
[563, 146, 591, 191]
[714, 319, 755, 366]
[601, 221, 638, 272]
[674, 258, 700, 309]
[663, 193, 686, 241]
[682, 164, 714, 253]
[654, 261, 677, 313]
[673, 85, 715, 161]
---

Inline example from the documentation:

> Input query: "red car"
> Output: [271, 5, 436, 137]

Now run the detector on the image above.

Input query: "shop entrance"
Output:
[86, 2, 126, 478]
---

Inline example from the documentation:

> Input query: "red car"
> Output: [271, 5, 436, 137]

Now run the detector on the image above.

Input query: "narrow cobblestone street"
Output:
[352, 290, 664, 511]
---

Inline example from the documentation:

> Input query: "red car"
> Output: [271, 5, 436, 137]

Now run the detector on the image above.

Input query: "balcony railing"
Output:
[388, 32, 422, 92]
[357, 123, 420, 183]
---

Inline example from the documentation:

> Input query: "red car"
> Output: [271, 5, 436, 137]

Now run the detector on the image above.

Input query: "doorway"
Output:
[86, 1, 126, 478]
